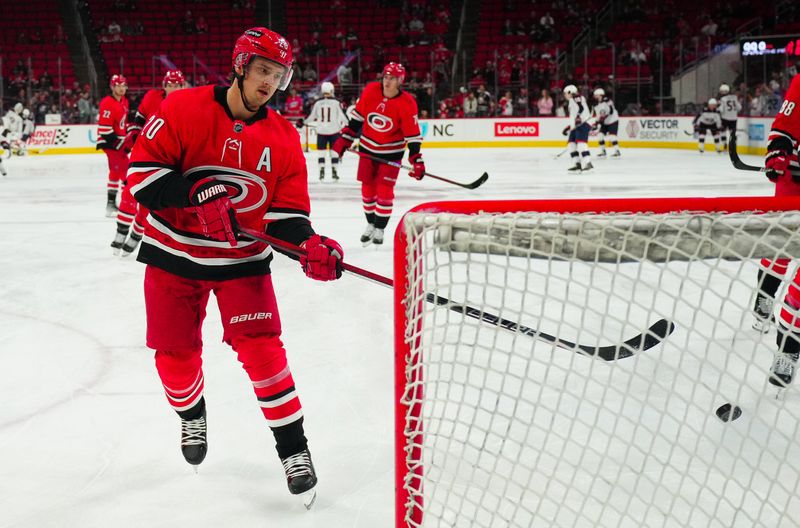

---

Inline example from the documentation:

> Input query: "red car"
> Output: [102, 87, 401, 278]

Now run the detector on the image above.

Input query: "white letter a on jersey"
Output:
[256, 147, 272, 172]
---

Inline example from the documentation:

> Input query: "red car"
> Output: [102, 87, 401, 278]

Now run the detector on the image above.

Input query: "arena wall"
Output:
[24, 116, 771, 156]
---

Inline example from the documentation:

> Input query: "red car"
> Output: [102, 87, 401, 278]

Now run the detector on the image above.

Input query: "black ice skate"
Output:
[360, 224, 375, 246]
[567, 163, 582, 172]
[331, 166, 339, 181]
[121, 236, 141, 258]
[596, 151, 607, 158]
[110, 232, 126, 256]
[106, 201, 118, 218]
[319, 167, 325, 180]
[611, 151, 621, 157]
[582, 162, 594, 172]
[281, 449, 317, 509]
[180, 408, 207, 466]
[752, 293, 774, 333]
[771, 327, 800, 389]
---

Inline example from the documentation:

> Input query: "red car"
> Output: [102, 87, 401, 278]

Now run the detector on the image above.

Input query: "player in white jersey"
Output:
[2, 103, 23, 143]
[693, 98, 723, 154]
[717, 84, 741, 150]
[562, 84, 594, 172]
[591, 88, 620, 157]
[0, 122, 10, 175]
[21, 108, 34, 142]
[305, 81, 349, 181]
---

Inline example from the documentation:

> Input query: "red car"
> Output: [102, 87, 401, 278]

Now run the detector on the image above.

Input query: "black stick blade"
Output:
[579, 319, 675, 361]
[466, 172, 489, 189]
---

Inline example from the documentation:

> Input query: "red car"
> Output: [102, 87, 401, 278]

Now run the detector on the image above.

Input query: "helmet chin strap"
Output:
[236, 69, 268, 114]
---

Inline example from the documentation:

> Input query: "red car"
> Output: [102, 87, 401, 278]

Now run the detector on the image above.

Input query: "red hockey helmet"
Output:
[110, 74, 127, 87]
[232, 27, 294, 90]
[163, 70, 186, 87]
[382, 62, 406, 83]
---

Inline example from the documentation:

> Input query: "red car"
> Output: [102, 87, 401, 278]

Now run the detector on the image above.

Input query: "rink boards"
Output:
[24, 116, 772, 156]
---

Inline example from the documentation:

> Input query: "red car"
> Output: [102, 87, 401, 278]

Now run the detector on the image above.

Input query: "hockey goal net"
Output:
[393, 197, 800, 528]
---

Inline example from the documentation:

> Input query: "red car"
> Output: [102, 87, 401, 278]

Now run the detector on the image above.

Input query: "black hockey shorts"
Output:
[697, 124, 720, 136]
[599, 122, 619, 135]
[721, 119, 736, 132]
[317, 133, 340, 151]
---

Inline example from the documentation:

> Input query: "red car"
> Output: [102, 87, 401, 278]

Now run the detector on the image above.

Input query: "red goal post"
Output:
[393, 196, 800, 528]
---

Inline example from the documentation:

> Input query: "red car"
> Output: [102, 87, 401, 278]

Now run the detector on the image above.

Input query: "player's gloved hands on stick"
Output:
[332, 127, 356, 157]
[562, 126, 570, 136]
[295, 118, 304, 129]
[189, 178, 238, 246]
[300, 234, 344, 281]
[765, 137, 793, 182]
[408, 153, 425, 180]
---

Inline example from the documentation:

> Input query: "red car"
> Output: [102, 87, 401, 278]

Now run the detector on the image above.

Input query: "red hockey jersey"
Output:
[97, 95, 129, 150]
[769, 74, 800, 148]
[283, 95, 304, 119]
[348, 82, 422, 159]
[130, 88, 165, 133]
[127, 85, 314, 280]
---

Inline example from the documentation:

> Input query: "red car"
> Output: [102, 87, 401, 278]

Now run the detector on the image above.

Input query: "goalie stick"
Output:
[347, 148, 489, 189]
[238, 227, 675, 361]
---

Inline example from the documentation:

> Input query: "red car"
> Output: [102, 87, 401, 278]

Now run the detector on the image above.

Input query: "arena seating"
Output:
[85, 0, 255, 88]
[0, 0, 76, 88]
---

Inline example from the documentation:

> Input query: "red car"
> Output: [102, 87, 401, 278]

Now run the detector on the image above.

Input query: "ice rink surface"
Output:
[0, 147, 779, 527]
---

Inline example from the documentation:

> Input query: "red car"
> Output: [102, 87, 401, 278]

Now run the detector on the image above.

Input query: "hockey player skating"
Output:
[562, 84, 593, 172]
[20, 109, 34, 143]
[97, 74, 130, 217]
[3, 102, 23, 139]
[591, 88, 620, 158]
[0, 123, 11, 176]
[127, 27, 342, 507]
[332, 62, 424, 246]
[112, 70, 188, 257]
[693, 98, 723, 154]
[305, 81, 348, 181]
[718, 84, 741, 150]
[755, 72, 800, 389]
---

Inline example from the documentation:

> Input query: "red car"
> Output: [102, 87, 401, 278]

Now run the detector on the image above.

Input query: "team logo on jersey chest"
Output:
[233, 121, 244, 133]
[185, 167, 268, 213]
[367, 112, 394, 132]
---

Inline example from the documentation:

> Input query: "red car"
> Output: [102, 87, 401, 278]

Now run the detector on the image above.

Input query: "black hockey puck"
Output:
[716, 403, 742, 422]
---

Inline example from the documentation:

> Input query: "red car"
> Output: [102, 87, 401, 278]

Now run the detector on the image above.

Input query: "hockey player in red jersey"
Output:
[97, 74, 129, 217]
[112, 70, 188, 257]
[126, 27, 343, 506]
[332, 62, 424, 245]
[755, 73, 800, 388]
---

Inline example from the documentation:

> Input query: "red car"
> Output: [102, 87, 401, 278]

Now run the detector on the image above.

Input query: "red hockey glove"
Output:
[408, 153, 425, 180]
[300, 234, 344, 281]
[189, 178, 238, 246]
[765, 137, 793, 182]
[332, 127, 356, 157]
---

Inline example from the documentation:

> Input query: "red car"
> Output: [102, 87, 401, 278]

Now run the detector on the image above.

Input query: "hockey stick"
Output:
[553, 148, 568, 159]
[727, 133, 786, 174]
[347, 148, 488, 189]
[238, 227, 675, 361]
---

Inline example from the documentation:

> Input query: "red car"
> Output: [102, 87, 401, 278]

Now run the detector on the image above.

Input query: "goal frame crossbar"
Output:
[393, 195, 800, 527]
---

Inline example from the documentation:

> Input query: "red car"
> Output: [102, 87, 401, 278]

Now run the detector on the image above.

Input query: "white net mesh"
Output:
[399, 208, 800, 528]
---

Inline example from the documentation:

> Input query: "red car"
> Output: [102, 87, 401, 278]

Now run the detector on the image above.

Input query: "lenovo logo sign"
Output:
[494, 122, 539, 137]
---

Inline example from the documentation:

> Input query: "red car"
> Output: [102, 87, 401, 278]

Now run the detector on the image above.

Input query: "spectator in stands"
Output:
[537, 89, 553, 116]
[475, 85, 492, 117]
[464, 90, 478, 118]
[78, 91, 93, 124]
[540, 12, 555, 30]
[515, 88, 529, 116]
[30, 30, 43, 44]
[503, 19, 513, 36]
[12, 60, 25, 77]
[498, 91, 514, 117]
[39, 71, 53, 90]
[700, 17, 718, 37]
[133, 20, 145, 35]
[195, 16, 208, 34]
[302, 64, 318, 83]
[337, 62, 353, 85]
[179, 10, 195, 35]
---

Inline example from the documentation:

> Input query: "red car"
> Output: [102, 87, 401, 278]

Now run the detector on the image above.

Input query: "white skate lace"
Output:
[756, 296, 774, 317]
[774, 353, 798, 379]
[282, 451, 313, 479]
[181, 416, 206, 446]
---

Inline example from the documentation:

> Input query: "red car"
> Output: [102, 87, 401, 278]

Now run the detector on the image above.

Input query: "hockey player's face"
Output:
[164, 82, 186, 95]
[382, 75, 401, 95]
[244, 58, 287, 103]
[112, 84, 127, 97]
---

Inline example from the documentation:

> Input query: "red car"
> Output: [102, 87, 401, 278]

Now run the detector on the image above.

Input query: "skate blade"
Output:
[361, 239, 372, 248]
[299, 488, 316, 510]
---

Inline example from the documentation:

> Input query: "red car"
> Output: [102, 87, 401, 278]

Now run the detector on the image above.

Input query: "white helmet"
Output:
[13, 102, 23, 114]
[719, 83, 730, 95]
[708, 98, 718, 106]
[593, 88, 605, 98]
[321, 81, 334, 95]
[563, 84, 578, 97]
[22, 108, 30, 119]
